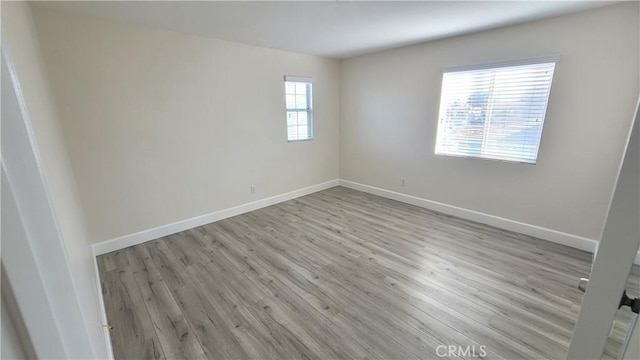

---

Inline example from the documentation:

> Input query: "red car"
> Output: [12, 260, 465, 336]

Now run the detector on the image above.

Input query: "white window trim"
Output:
[284, 75, 313, 84]
[284, 75, 313, 142]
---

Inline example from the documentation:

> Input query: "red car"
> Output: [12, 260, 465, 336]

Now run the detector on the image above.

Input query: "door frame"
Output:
[567, 96, 640, 359]
[1, 45, 95, 358]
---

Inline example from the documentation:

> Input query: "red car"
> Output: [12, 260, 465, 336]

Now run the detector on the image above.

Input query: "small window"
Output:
[285, 76, 313, 141]
[435, 60, 556, 164]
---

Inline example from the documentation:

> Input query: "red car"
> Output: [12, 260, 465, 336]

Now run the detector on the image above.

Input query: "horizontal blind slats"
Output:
[435, 61, 555, 163]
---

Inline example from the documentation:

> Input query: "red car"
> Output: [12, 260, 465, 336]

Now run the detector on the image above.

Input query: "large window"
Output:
[285, 76, 313, 141]
[435, 60, 556, 164]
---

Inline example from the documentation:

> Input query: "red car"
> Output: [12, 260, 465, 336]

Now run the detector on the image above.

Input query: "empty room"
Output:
[1, 1, 639, 359]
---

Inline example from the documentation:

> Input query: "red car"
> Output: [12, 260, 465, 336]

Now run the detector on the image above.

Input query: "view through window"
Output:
[285, 76, 313, 141]
[435, 61, 556, 163]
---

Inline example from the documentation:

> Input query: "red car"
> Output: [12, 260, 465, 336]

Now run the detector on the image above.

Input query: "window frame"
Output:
[284, 75, 313, 142]
[434, 57, 558, 164]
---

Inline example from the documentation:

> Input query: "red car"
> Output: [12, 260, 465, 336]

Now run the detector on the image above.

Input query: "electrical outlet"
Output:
[250, 185, 256, 193]
[401, 178, 406, 187]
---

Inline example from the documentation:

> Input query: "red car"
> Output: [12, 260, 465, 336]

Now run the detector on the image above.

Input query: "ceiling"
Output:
[35, 1, 616, 59]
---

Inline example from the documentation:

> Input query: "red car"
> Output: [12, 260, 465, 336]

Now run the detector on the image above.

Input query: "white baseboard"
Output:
[91, 256, 113, 360]
[92, 179, 339, 255]
[92, 177, 640, 265]
[340, 180, 640, 265]
[338, 179, 603, 254]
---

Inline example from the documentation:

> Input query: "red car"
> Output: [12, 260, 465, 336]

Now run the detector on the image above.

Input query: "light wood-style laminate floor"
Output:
[98, 187, 640, 360]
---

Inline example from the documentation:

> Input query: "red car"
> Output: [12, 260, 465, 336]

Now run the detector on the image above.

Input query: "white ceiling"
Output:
[35, 1, 616, 59]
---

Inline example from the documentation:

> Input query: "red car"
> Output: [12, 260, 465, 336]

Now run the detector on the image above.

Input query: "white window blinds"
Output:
[435, 60, 556, 164]
[285, 76, 313, 141]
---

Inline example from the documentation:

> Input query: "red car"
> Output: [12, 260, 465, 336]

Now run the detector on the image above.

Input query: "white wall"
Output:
[339, 3, 639, 240]
[1, 2, 108, 358]
[30, 6, 340, 244]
